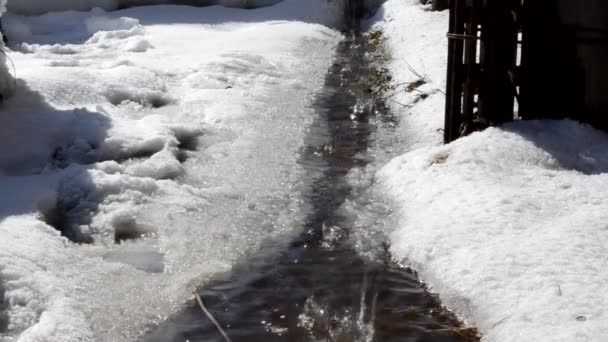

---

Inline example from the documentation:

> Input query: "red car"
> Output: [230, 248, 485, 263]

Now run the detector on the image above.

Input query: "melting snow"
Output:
[0, 1, 343, 341]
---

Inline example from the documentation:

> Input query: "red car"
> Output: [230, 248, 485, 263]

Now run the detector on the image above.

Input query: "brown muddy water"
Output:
[144, 19, 478, 342]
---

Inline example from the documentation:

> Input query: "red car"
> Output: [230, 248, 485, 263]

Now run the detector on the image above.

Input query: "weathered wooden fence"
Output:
[445, 0, 608, 143]
[444, 0, 522, 143]
[520, 0, 608, 130]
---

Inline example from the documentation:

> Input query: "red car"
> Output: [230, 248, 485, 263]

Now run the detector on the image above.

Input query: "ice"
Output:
[3, 0, 607, 341]
[0, 1, 343, 341]
[104, 245, 165, 273]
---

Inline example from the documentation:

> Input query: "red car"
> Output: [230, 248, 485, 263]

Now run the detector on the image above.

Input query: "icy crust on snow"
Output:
[0, 2, 341, 341]
[378, 120, 608, 341]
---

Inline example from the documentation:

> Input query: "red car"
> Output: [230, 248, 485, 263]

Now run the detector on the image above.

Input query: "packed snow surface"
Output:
[369, 0, 608, 341]
[0, 1, 343, 341]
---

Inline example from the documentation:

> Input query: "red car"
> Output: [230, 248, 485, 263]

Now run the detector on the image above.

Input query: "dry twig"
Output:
[192, 288, 232, 342]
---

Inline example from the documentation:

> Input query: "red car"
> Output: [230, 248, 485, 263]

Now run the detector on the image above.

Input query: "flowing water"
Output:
[145, 7, 478, 342]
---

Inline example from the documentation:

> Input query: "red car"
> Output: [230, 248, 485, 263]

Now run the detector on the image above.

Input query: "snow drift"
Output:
[369, 0, 608, 341]
[379, 120, 608, 341]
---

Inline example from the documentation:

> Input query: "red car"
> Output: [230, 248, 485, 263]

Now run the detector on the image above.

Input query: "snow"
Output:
[5, 0, 284, 16]
[378, 120, 608, 341]
[369, 0, 608, 341]
[0, 1, 343, 341]
[5, 0, 606, 341]
[366, 0, 448, 148]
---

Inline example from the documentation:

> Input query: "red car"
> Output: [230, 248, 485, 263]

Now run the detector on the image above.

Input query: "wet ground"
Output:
[144, 24, 478, 342]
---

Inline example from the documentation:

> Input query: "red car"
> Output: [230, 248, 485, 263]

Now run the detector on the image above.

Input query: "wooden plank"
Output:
[461, 0, 481, 135]
[444, 0, 466, 143]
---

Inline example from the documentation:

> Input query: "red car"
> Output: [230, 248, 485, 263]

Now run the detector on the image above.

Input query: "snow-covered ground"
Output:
[3, 0, 608, 341]
[0, 1, 345, 341]
[369, 1, 608, 341]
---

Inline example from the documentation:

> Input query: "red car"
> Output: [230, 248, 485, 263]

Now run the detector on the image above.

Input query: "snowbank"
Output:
[378, 120, 608, 341]
[370, 0, 608, 341]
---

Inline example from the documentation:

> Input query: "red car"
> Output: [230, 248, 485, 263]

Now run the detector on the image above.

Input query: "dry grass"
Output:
[431, 153, 450, 165]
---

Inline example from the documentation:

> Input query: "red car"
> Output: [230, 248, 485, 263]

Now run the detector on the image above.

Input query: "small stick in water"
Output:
[192, 288, 232, 342]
